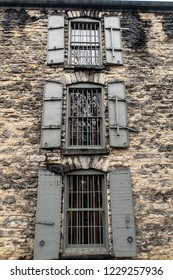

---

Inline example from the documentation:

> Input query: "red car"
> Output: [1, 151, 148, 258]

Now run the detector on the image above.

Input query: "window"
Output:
[34, 168, 136, 259]
[69, 19, 101, 66]
[47, 15, 123, 66]
[64, 170, 108, 254]
[40, 81, 134, 150]
[66, 83, 105, 149]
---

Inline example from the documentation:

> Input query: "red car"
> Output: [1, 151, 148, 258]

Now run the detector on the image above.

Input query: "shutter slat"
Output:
[104, 16, 123, 65]
[41, 82, 62, 148]
[110, 169, 136, 257]
[34, 169, 62, 260]
[108, 82, 129, 147]
[47, 15, 64, 64]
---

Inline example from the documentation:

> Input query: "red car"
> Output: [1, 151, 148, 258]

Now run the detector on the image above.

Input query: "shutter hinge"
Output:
[35, 221, 54, 226]
[48, 47, 64, 51]
[42, 125, 61, 129]
[106, 48, 131, 52]
[105, 27, 129, 31]
[44, 97, 62, 101]
[49, 26, 64, 30]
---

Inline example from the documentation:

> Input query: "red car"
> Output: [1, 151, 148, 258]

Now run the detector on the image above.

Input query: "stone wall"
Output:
[0, 8, 173, 259]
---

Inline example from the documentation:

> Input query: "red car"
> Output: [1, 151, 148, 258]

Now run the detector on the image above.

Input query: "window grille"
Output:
[70, 20, 101, 66]
[65, 171, 107, 252]
[67, 86, 103, 147]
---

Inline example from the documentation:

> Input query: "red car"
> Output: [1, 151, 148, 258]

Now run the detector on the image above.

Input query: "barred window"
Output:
[66, 84, 104, 148]
[64, 170, 108, 254]
[69, 19, 101, 66]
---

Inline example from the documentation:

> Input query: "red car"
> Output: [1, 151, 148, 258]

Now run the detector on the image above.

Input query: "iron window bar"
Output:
[66, 174, 105, 249]
[70, 21, 100, 66]
[68, 87, 103, 147]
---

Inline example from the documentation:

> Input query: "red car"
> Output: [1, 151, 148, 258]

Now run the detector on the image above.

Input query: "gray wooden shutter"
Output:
[104, 16, 123, 65]
[108, 82, 129, 147]
[41, 82, 62, 148]
[110, 169, 136, 257]
[47, 15, 64, 64]
[34, 169, 62, 260]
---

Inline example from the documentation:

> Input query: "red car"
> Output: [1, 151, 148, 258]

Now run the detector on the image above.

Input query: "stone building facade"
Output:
[0, 3, 173, 260]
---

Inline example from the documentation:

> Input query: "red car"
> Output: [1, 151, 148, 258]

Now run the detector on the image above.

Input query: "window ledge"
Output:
[62, 148, 109, 155]
[61, 254, 113, 260]
[62, 247, 111, 259]
[64, 65, 106, 70]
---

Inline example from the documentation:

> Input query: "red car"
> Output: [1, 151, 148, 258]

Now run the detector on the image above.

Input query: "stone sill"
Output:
[64, 65, 106, 71]
[61, 254, 113, 260]
[62, 148, 109, 155]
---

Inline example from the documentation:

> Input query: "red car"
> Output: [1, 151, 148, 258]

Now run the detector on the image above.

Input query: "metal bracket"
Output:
[44, 97, 62, 101]
[105, 27, 130, 56]
[49, 26, 64, 30]
[121, 28, 130, 31]
[109, 96, 137, 105]
[115, 96, 120, 136]
[42, 125, 61, 129]
[105, 27, 129, 31]
[126, 215, 130, 228]
[110, 124, 138, 133]
[110, 27, 115, 57]
[110, 96, 138, 136]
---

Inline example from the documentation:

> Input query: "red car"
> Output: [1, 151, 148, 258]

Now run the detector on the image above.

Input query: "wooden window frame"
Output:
[64, 169, 108, 255]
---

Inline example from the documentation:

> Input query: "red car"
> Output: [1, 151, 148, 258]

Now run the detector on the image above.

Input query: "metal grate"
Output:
[70, 21, 100, 66]
[67, 174, 104, 247]
[68, 87, 103, 146]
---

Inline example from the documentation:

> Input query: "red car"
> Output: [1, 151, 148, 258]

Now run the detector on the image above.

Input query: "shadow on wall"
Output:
[2, 8, 48, 30]
[162, 14, 173, 40]
[2, 9, 30, 29]
[121, 12, 152, 49]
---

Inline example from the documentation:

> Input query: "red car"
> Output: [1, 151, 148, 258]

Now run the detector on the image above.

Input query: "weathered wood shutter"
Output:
[110, 169, 136, 257]
[41, 82, 62, 148]
[108, 82, 129, 147]
[47, 15, 64, 64]
[34, 169, 62, 260]
[104, 16, 123, 65]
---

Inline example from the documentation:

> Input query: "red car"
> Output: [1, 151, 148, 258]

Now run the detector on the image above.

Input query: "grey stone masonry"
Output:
[0, 8, 173, 259]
